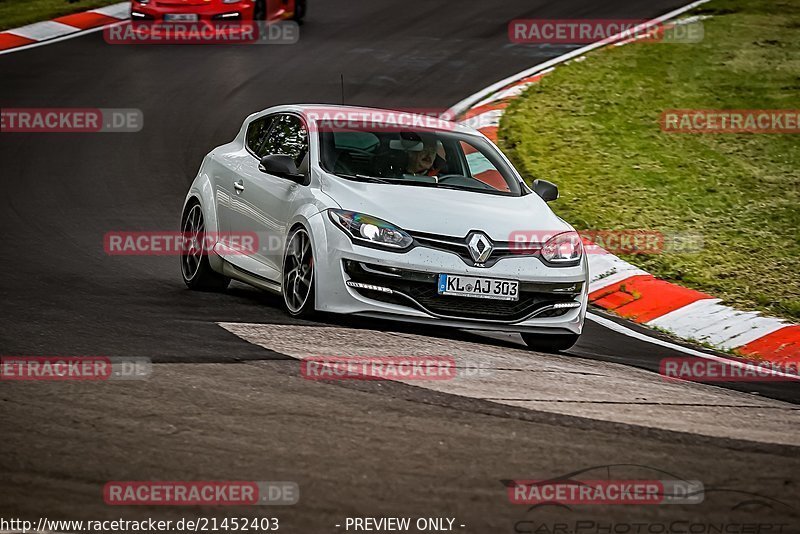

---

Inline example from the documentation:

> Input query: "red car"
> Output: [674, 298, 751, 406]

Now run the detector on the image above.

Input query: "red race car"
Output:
[130, 0, 306, 23]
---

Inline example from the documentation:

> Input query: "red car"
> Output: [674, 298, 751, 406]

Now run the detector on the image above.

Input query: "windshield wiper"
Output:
[380, 180, 465, 191]
[396, 181, 503, 194]
[356, 174, 394, 184]
[335, 173, 393, 184]
[334, 174, 498, 194]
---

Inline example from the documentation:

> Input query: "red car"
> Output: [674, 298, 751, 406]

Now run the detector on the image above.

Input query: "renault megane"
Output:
[180, 105, 588, 352]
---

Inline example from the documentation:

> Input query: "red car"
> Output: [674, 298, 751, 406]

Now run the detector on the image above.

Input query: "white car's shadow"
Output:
[222, 279, 527, 351]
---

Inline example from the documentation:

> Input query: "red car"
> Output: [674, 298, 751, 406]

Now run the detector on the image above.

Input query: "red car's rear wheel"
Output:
[253, 0, 266, 20]
[293, 0, 307, 22]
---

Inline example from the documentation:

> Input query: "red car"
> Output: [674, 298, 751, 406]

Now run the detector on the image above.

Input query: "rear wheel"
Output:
[282, 227, 315, 317]
[253, 0, 266, 20]
[521, 333, 579, 353]
[180, 203, 230, 291]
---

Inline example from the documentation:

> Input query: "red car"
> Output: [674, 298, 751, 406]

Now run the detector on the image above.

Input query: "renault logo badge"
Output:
[467, 232, 493, 263]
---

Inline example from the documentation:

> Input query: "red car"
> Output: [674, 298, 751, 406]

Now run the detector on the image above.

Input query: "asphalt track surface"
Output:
[1, 0, 799, 531]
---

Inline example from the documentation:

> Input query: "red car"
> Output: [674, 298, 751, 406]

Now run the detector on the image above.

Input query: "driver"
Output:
[405, 134, 444, 176]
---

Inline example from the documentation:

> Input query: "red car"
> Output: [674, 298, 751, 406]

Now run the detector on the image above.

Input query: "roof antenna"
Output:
[340, 74, 345, 106]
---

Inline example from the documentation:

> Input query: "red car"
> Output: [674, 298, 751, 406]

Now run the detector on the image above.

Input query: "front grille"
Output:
[344, 261, 580, 322]
[408, 230, 541, 267]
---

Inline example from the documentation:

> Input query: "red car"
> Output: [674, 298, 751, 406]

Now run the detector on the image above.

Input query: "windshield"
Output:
[318, 128, 524, 196]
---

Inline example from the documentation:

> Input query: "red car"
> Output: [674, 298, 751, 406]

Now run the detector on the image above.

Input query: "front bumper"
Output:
[312, 213, 589, 335]
[130, 2, 256, 22]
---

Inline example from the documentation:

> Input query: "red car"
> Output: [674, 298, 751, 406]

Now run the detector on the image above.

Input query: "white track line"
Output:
[461, 109, 504, 129]
[471, 68, 555, 109]
[587, 312, 800, 381]
[0, 22, 124, 56]
[5, 20, 79, 40]
[0, 1, 128, 57]
[447, 0, 711, 116]
[587, 253, 650, 292]
[647, 299, 790, 349]
[91, 2, 131, 19]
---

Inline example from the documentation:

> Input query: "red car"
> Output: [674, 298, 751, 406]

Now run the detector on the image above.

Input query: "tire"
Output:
[282, 226, 315, 317]
[253, 0, 266, 20]
[293, 0, 307, 23]
[180, 202, 231, 291]
[521, 333, 579, 353]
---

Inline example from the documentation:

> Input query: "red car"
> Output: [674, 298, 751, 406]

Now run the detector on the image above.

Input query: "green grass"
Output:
[0, 0, 123, 31]
[500, 0, 800, 321]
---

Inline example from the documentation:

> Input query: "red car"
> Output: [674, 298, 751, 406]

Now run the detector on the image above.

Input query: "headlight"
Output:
[328, 209, 414, 250]
[222, 0, 242, 3]
[541, 231, 583, 265]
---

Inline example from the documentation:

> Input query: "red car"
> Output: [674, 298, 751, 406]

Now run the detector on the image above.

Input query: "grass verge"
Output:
[0, 0, 123, 31]
[500, 0, 800, 321]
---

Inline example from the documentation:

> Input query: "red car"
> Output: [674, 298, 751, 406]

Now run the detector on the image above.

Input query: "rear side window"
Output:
[260, 114, 309, 167]
[246, 116, 274, 155]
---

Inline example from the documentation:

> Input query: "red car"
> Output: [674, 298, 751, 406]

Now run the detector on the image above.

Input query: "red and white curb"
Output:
[451, 0, 799, 365]
[0, 2, 129, 53]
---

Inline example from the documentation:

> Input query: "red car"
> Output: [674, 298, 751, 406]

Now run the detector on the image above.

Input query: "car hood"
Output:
[319, 174, 572, 241]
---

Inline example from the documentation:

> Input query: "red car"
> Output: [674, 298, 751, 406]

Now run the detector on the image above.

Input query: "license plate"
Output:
[164, 13, 199, 22]
[437, 274, 519, 301]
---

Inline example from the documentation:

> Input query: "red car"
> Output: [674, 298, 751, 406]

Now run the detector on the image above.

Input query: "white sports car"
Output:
[180, 105, 588, 352]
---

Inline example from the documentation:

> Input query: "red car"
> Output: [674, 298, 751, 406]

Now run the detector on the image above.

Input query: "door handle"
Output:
[233, 180, 245, 193]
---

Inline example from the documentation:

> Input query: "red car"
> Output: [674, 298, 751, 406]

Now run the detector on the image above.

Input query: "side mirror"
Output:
[259, 154, 305, 183]
[532, 179, 559, 202]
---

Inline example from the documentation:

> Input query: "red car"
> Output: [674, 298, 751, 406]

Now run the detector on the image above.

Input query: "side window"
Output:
[260, 114, 309, 167]
[459, 140, 510, 192]
[246, 116, 274, 156]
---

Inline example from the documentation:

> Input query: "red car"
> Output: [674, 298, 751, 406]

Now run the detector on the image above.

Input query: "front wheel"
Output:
[521, 333, 579, 353]
[282, 227, 315, 317]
